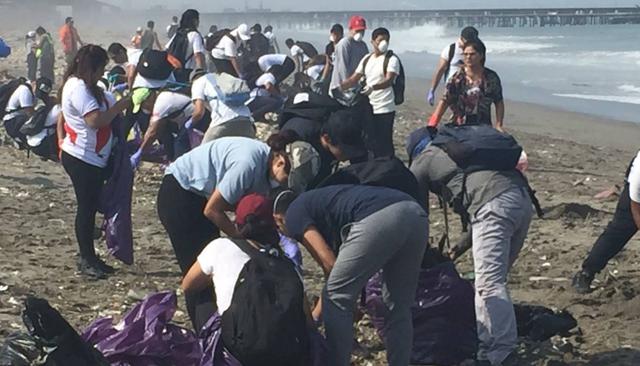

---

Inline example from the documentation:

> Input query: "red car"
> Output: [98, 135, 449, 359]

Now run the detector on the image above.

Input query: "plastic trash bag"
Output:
[82, 291, 202, 366]
[365, 261, 478, 365]
[514, 304, 578, 341]
[0, 333, 47, 366]
[22, 296, 109, 365]
[99, 116, 134, 265]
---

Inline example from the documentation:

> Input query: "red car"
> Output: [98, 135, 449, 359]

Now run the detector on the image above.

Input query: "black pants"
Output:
[582, 184, 638, 273]
[61, 151, 107, 261]
[212, 58, 238, 77]
[366, 111, 396, 158]
[273, 57, 295, 84]
[157, 174, 219, 331]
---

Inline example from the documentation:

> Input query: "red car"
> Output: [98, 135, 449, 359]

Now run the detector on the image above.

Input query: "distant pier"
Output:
[202, 7, 640, 30]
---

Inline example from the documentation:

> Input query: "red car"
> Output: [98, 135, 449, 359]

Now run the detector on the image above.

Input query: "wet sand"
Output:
[1, 28, 640, 365]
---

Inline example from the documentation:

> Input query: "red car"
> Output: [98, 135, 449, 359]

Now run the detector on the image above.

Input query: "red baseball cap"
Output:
[235, 193, 276, 228]
[349, 15, 367, 31]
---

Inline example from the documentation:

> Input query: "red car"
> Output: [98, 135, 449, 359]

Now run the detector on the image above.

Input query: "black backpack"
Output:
[166, 28, 201, 68]
[136, 48, 175, 80]
[221, 239, 310, 366]
[444, 43, 456, 81]
[318, 156, 423, 207]
[19, 104, 54, 136]
[206, 29, 235, 52]
[0, 77, 30, 120]
[431, 123, 522, 173]
[362, 51, 405, 105]
[295, 41, 318, 58]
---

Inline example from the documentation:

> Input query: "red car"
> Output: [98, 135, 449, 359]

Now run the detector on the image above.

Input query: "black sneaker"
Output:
[77, 258, 108, 279]
[94, 258, 115, 274]
[572, 269, 595, 294]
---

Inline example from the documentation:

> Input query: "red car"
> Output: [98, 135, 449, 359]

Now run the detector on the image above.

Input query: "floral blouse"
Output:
[442, 67, 503, 125]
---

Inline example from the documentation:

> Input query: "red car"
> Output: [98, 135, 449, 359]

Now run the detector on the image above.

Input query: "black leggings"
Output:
[212, 58, 238, 77]
[582, 184, 638, 273]
[61, 151, 107, 261]
[157, 174, 220, 331]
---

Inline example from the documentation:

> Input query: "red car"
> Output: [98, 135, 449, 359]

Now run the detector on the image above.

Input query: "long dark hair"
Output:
[179, 9, 199, 31]
[266, 129, 300, 174]
[61, 45, 109, 107]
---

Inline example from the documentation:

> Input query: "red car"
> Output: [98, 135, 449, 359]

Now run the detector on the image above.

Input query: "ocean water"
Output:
[283, 23, 640, 123]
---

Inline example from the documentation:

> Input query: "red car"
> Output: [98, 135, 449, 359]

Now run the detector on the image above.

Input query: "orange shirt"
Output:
[59, 24, 77, 54]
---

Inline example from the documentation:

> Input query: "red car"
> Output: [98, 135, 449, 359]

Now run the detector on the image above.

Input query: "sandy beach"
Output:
[1, 26, 640, 365]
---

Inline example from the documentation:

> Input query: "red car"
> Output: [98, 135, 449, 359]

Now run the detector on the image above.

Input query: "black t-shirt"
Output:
[285, 184, 417, 252]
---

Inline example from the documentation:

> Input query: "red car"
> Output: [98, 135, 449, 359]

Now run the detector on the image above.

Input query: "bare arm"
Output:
[56, 112, 65, 142]
[154, 32, 162, 50]
[430, 58, 448, 92]
[301, 226, 336, 277]
[192, 99, 206, 122]
[181, 261, 212, 293]
[139, 118, 164, 153]
[127, 65, 137, 90]
[194, 52, 205, 70]
[495, 100, 505, 131]
[371, 71, 397, 91]
[203, 189, 242, 238]
[340, 72, 363, 90]
[631, 200, 640, 229]
[428, 99, 448, 127]
[83, 97, 130, 129]
[230, 57, 242, 77]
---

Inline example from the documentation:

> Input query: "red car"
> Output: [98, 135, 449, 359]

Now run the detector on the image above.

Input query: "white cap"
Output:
[136, 26, 143, 33]
[236, 24, 251, 41]
[27, 31, 36, 38]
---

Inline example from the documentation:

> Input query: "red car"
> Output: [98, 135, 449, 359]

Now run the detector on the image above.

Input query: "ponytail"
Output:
[266, 129, 300, 152]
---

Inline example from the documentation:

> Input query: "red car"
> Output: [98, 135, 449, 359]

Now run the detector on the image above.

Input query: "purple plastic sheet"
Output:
[99, 119, 134, 265]
[82, 291, 202, 366]
[365, 261, 478, 365]
[83, 291, 328, 366]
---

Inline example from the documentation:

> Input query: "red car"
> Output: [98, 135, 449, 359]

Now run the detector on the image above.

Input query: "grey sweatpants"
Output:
[323, 201, 429, 366]
[202, 117, 256, 144]
[471, 187, 533, 365]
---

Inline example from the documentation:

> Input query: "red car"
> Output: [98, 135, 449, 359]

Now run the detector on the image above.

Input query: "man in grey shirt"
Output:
[410, 144, 533, 366]
[329, 15, 369, 95]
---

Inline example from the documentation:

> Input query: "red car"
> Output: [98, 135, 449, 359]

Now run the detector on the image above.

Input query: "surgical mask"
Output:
[378, 40, 389, 53]
[353, 32, 364, 42]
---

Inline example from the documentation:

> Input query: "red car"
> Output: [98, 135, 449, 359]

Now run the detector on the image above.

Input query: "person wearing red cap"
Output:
[329, 15, 369, 95]
[181, 193, 310, 363]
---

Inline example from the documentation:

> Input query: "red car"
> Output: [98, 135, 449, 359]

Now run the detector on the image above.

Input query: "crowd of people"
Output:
[0, 8, 638, 366]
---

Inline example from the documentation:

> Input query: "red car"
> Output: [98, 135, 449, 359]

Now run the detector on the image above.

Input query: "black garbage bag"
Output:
[22, 296, 109, 365]
[514, 304, 578, 341]
[0, 332, 48, 366]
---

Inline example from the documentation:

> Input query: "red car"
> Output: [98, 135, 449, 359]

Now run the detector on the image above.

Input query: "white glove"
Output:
[361, 85, 373, 96]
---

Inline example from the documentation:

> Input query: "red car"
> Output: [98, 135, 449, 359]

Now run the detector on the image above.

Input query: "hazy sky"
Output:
[104, 1, 640, 12]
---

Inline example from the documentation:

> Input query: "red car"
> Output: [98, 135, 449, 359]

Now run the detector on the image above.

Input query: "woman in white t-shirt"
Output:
[58, 45, 132, 279]
[165, 9, 205, 71]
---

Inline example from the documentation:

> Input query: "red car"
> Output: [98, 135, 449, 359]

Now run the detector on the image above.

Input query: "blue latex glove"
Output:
[183, 117, 193, 129]
[427, 89, 435, 106]
[112, 83, 127, 92]
[129, 148, 142, 170]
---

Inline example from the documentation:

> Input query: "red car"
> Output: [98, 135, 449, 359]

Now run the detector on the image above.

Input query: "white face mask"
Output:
[353, 32, 364, 42]
[378, 40, 389, 53]
[329, 35, 336, 43]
